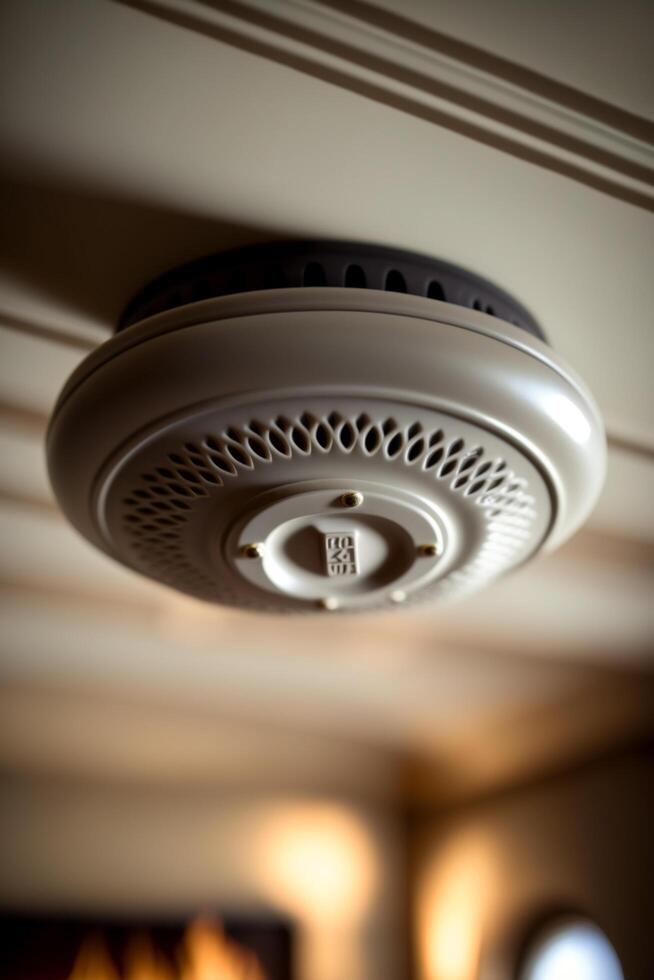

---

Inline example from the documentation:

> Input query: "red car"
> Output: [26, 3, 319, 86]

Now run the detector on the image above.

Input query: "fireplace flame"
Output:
[177, 920, 266, 980]
[66, 919, 266, 980]
[67, 933, 120, 980]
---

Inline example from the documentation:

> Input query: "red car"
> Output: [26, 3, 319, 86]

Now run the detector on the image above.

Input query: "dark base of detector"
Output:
[118, 240, 546, 342]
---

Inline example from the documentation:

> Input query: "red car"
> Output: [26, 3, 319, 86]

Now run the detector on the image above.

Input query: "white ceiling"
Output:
[1, 0, 653, 804]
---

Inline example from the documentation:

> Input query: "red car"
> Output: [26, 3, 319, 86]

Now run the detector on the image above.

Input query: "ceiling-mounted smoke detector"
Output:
[47, 242, 605, 613]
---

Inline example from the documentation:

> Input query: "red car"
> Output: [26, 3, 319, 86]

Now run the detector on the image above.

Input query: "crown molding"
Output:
[119, 0, 654, 210]
[324, 0, 654, 144]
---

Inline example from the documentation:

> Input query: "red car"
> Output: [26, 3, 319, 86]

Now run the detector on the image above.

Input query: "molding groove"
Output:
[0, 311, 97, 353]
[324, 0, 654, 144]
[118, 0, 654, 210]
[0, 399, 49, 439]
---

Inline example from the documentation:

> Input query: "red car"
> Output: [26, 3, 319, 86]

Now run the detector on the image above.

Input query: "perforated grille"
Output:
[117, 409, 539, 605]
[119, 241, 544, 340]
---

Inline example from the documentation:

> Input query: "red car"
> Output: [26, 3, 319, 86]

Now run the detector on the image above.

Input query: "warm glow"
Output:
[177, 920, 265, 980]
[124, 933, 174, 979]
[66, 919, 265, 980]
[68, 934, 120, 980]
[254, 803, 378, 925]
[418, 831, 497, 980]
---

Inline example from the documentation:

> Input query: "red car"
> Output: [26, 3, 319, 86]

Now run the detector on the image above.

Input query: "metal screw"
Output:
[390, 590, 407, 604]
[338, 490, 364, 509]
[319, 596, 340, 611]
[418, 543, 440, 558]
[242, 542, 265, 559]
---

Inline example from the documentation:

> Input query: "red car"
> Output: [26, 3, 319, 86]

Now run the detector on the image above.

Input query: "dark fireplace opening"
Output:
[0, 911, 293, 980]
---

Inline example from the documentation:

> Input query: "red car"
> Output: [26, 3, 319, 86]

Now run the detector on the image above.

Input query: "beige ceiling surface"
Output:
[1, 0, 653, 802]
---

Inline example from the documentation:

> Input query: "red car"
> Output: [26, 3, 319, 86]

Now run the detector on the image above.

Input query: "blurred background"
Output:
[0, 1, 653, 979]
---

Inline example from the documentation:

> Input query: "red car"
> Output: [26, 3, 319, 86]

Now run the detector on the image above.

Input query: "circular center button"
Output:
[225, 481, 450, 611]
[263, 514, 416, 599]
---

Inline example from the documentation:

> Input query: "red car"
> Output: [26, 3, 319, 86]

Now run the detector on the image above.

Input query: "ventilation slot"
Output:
[467, 479, 486, 496]
[198, 469, 221, 484]
[268, 429, 291, 457]
[386, 432, 404, 458]
[406, 439, 425, 463]
[385, 270, 407, 293]
[345, 264, 367, 288]
[458, 454, 480, 474]
[248, 420, 267, 437]
[427, 280, 445, 300]
[440, 459, 458, 477]
[424, 447, 444, 470]
[364, 427, 381, 454]
[246, 435, 271, 461]
[315, 422, 331, 450]
[291, 426, 311, 453]
[206, 452, 236, 474]
[226, 443, 252, 467]
[337, 421, 356, 450]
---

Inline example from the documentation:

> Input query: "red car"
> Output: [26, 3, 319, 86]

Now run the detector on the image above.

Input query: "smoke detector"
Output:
[47, 242, 605, 613]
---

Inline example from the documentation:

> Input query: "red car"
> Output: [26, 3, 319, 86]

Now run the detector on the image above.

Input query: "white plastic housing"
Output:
[47, 289, 606, 612]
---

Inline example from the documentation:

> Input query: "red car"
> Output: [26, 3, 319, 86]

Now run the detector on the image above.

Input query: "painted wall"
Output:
[3, 744, 652, 980]
[0, 775, 407, 980]
[412, 743, 653, 980]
